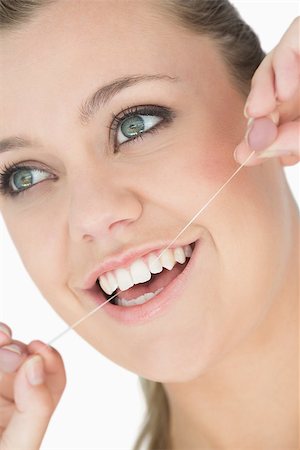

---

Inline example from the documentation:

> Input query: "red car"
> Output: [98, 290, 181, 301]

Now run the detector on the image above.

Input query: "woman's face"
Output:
[0, 0, 288, 382]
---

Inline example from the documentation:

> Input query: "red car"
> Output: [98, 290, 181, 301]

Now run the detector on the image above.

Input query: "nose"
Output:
[68, 169, 142, 243]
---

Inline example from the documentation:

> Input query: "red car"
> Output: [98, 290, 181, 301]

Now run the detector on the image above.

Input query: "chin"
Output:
[132, 345, 219, 384]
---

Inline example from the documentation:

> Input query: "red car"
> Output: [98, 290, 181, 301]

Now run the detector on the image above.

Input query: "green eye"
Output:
[117, 114, 162, 144]
[121, 115, 145, 138]
[10, 168, 51, 192]
[111, 104, 176, 150]
[12, 170, 33, 190]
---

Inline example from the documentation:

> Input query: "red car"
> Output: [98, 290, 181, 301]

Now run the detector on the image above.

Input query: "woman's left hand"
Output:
[234, 17, 299, 166]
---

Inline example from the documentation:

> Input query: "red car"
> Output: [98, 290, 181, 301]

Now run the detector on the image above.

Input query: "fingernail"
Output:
[243, 102, 250, 119]
[0, 344, 23, 373]
[233, 145, 239, 161]
[267, 110, 280, 125]
[25, 355, 45, 386]
[0, 324, 11, 337]
[244, 117, 254, 144]
[2, 344, 22, 355]
[246, 117, 278, 152]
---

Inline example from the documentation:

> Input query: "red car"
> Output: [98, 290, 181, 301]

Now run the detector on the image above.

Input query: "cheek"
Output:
[174, 105, 241, 188]
[162, 134, 236, 216]
[2, 207, 67, 300]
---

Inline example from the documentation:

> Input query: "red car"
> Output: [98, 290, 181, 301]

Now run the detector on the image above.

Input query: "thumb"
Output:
[1, 355, 54, 450]
[234, 116, 299, 166]
[234, 117, 278, 166]
[246, 117, 278, 152]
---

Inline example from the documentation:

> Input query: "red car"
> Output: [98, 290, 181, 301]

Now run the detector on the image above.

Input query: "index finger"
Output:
[272, 17, 300, 102]
[245, 17, 300, 118]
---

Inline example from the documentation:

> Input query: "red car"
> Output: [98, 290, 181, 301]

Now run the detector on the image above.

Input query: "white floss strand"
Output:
[47, 150, 255, 346]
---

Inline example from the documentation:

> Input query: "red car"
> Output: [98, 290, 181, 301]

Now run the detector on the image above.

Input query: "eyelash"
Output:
[0, 161, 53, 199]
[0, 104, 175, 199]
[109, 104, 173, 149]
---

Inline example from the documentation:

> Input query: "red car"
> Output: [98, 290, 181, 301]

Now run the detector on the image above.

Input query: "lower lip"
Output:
[83, 239, 201, 326]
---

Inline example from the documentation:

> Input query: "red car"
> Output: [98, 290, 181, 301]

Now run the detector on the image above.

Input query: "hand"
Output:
[234, 17, 300, 166]
[0, 323, 66, 450]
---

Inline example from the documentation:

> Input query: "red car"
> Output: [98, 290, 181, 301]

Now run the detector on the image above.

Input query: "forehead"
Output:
[0, 0, 224, 140]
[1, 1, 189, 85]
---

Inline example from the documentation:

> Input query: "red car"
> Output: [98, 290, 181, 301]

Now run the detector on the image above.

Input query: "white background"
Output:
[0, 2, 299, 449]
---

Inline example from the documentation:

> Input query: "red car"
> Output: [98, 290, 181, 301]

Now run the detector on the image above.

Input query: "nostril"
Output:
[83, 234, 93, 242]
[109, 218, 133, 235]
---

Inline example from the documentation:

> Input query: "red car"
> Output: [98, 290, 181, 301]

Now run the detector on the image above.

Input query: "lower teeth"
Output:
[116, 288, 164, 307]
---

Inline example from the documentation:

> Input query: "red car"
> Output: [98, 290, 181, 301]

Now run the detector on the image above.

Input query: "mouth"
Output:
[98, 241, 196, 306]
[83, 239, 200, 325]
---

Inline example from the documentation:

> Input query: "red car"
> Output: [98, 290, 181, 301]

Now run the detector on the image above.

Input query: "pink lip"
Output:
[82, 237, 199, 289]
[80, 238, 201, 326]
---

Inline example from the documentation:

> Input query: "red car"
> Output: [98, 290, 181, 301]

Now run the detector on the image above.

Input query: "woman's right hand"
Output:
[0, 322, 66, 450]
[234, 17, 299, 166]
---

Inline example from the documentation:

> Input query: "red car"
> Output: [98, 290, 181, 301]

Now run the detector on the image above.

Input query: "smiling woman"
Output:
[0, 1, 299, 450]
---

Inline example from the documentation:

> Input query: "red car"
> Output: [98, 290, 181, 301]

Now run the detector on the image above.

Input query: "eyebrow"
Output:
[0, 74, 179, 154]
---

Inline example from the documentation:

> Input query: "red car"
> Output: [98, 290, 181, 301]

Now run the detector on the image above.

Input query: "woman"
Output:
[0, 1, 299, 449]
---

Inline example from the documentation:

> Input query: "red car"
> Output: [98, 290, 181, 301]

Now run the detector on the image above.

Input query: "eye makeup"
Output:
[109, 104, 176, 150]
[0, 161, 55, 198]
[0, 103, 176, 199]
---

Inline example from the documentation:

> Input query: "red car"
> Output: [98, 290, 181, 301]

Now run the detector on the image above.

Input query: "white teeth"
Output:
[106, 271, 118, 293]
[117, 288, 164, 307]
[98, 243, 194, 295]
[160, 249, 176, 270]
[174, 247, 186, 264]
[184, 245, 192, 257]
[114, 268, 134, 292]
[129, 259, 152, 284]
[99, 274, 114, 295]
[146, 253, 163, 274]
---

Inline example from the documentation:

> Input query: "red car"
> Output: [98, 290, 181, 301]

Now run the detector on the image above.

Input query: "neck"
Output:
[164, 209, 299, 450]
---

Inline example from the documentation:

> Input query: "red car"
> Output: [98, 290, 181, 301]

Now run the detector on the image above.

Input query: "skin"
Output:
[0, 2, 299, 449]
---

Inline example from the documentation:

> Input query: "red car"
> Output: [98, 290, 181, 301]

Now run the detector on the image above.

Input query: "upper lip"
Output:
[81, 238, 198, 290]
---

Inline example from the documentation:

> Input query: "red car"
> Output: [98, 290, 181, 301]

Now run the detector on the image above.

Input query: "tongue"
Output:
[116, 261, 188, 301]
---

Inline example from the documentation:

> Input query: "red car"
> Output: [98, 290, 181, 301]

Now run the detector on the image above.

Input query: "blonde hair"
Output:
[0, 1, 265, 448]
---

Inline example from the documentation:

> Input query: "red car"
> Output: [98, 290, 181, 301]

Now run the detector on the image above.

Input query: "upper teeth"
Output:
[98, 244, 193, 296]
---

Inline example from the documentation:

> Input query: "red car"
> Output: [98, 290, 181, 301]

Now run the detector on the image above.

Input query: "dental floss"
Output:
[47, 294, 117, 346]
[155, 150, 256, 261]
[47, 150, 256, 346]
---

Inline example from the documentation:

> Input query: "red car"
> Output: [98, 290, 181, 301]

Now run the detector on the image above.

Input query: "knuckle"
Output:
[38, 399, 55, 419]
[38, 403, 54, 419]
[30, 391, 55, 418]
[0, 433, 15, 450]
[50, 346, 63, 363]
